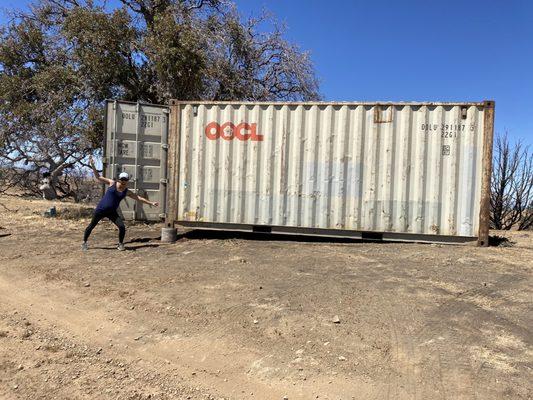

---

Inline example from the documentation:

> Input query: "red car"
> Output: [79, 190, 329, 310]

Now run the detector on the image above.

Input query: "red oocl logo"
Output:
[205, 122, 264, 141]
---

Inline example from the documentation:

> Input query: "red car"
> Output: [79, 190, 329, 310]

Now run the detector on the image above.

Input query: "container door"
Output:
[103, 100, 169, 221]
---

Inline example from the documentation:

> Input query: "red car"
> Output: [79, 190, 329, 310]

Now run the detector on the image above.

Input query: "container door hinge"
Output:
[163, 108, 170, 114]
[160, 178, 168, 184]
[161, 144, 169, 150]
[158, 213, 166, 219]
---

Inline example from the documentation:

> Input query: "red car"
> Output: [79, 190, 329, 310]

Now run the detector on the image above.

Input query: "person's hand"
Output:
[151, 201, 159, 207]
[88, 155, 95, 168]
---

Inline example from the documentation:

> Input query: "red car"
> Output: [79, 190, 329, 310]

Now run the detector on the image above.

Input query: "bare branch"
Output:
[491, 132, 533, 230]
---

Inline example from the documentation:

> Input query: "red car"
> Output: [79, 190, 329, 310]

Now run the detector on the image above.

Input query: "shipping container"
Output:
[105, 100, 494, 245]
[103, 100, 169, 221]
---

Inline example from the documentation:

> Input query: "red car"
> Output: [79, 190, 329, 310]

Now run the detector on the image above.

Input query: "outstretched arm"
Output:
[89, 156, 113, 185]
[127, 191, 159, 207]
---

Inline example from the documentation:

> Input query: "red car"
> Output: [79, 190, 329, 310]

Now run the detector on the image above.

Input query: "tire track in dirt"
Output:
[0, 268, 368, 400]
[380, 296, 419, 400]
[409, 273, 526, 400]
[342, 259, 421, 400]
[372, 268, 527, 400]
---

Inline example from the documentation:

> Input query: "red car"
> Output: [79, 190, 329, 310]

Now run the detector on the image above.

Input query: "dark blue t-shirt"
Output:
[95, 183, 128, 212]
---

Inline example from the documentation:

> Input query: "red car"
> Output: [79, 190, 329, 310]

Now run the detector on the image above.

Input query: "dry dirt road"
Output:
[0, 196, 532, 400]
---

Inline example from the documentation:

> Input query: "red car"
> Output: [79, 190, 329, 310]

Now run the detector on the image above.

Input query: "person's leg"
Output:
[108, 212, 126, 245]
[83, 211, 105, 242]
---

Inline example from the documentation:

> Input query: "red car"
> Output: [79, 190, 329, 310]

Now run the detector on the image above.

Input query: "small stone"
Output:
[332, 315, 341, 324]
[283, 396, 289, 400]
[83, 282, 90, 287]
[13, 384, 18, 390]
[338, 356, 347, 361]
[323, 342, 330, 346]
[130, 306, 135, 310]
[134, 336, 142, 341]
[253, 319, 259, 324]
[17, 364, 23, 370]
[21, 329, 33, 338]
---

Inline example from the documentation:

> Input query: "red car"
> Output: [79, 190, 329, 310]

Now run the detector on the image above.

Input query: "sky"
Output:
[233, 0, 533, 145]
[0, 0, 531, 145]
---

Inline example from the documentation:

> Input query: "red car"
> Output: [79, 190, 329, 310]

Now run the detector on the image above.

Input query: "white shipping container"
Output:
[167, 101, 494, 245]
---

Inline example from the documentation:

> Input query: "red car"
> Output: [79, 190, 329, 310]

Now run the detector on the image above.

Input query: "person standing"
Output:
[82, 156, 158, 251]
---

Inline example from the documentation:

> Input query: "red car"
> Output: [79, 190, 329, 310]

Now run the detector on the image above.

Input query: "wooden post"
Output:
[165, 100, 181, 229]
[478, 100, 495, 247]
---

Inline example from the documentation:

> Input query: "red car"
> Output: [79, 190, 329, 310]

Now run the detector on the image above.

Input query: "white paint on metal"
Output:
[176, 103, 485, 237]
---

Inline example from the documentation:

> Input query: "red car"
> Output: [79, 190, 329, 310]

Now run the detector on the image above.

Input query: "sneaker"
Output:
[117, 243, 125, 251]
[82, 241, 88, 251]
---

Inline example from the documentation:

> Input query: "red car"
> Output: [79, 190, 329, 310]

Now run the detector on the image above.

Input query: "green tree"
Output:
[0, 0, 320, 199]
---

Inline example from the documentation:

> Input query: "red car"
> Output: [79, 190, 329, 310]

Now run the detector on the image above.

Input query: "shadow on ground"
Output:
[176, 229, 374, 244]
[92, 244, 160, 251]
[489, 235, 515, 247]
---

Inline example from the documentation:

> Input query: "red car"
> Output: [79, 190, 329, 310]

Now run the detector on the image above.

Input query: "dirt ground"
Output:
[0, 195, 531, 400]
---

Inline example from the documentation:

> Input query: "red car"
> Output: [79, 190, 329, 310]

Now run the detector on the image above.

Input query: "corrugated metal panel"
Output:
[176, 102, 486, 238]
[103, 100, 169, 221]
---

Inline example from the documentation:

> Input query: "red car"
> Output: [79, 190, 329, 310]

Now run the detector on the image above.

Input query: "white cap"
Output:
[118, 172, 130, 180]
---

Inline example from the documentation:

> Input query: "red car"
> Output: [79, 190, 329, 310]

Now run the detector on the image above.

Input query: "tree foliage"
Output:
[0, 0, 320, 198]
